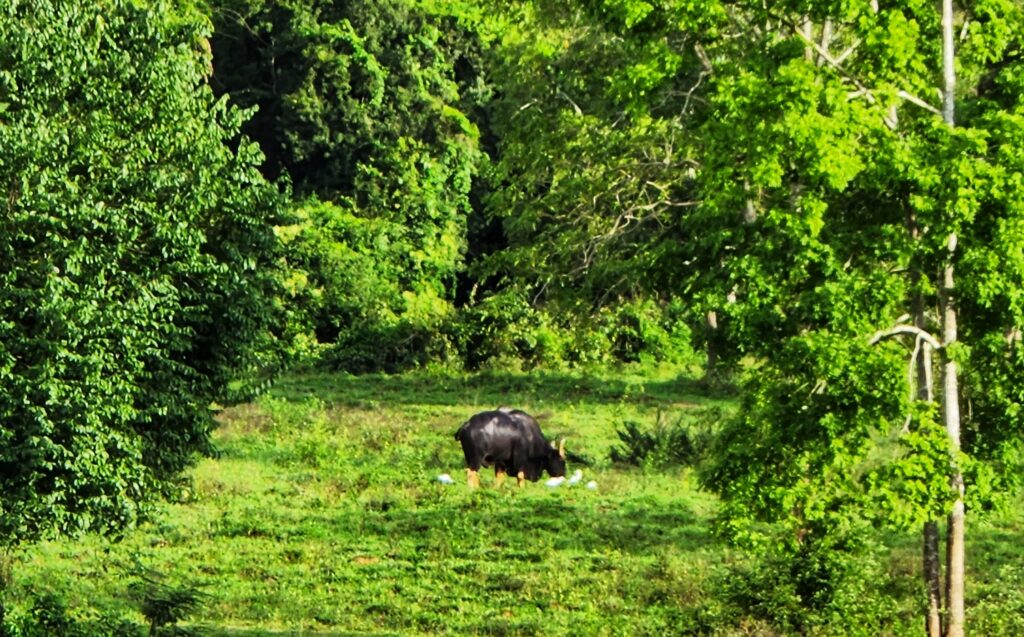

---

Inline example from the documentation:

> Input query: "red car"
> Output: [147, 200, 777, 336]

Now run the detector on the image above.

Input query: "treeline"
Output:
[2, 0, 1024, 634]
[199, 1, 1024, 633]
[206, 0, 706, 373]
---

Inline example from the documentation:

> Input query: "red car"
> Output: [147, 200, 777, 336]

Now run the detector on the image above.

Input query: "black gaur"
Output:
[454, 408, 566, 487]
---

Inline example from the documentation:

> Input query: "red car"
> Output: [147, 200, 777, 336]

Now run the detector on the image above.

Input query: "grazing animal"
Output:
[454, 408, 566, 487]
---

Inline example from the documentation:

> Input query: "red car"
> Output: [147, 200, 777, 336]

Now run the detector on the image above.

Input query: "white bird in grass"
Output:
[437, 473, 455, 484]
[586, 480, 598, 490]
[567, 469, 583, 486]
[545, 476, 566, 487]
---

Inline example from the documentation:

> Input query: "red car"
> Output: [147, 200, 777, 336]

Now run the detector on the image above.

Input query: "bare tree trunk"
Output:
[912, 265, 942, 637]
[924, 521, 943, 637]
[942, 253, 966, 637]
[817, 19, 834, 67]
[908, 212, 934, 408]
[705, 310, 718, 378]
[941, 0, 956, 127]
[919, 328, 943, 637]
[939, 1, 965, 635]
[800, 16, 814, 61]
[945, 497, 966, 637]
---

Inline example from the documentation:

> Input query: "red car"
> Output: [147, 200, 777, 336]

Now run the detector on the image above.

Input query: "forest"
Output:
[1, 0, 1023, 635]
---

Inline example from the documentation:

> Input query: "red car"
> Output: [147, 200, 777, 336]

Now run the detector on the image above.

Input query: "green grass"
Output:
[7, 366, 733, 636]
[5, 366, 1023, 636]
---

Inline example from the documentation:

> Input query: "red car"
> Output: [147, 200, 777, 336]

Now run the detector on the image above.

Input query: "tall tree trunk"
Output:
[705, 310, 718, 378]
[924, 520, 943, 637]
[941, 0, 956, 127]
[913, 265, 942, 637]
[939, 1, 966, 635]
[800, 16, 814, 61]
[942, 252, 966, 637]
[945, 499, 966, 637]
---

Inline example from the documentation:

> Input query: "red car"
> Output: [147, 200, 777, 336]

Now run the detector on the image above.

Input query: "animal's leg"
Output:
[517, 471, 526, 487]
[467, 468, 481, 488]
[495, 469, 507, 487]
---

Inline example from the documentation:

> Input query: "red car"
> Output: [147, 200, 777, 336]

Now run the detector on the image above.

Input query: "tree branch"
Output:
[897, 90, 942, 117]
[833, 40, 860, 65]
[557, 90, 583, 117]
[818, 19, 834, 66]
[869, 325, 942, 350]
[785, 18, 941, 126]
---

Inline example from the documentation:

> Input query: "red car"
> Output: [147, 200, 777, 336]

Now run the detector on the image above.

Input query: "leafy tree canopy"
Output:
[210, 0, 485, 370]
[0, 0, 283, 544]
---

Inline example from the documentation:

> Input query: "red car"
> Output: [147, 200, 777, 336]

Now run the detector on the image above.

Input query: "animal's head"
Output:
[547, 438, 567, 477]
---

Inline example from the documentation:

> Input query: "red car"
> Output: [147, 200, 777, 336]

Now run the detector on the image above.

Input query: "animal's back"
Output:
[454, 408, 563, 485]
[455, 410, 528, 470]
[498, 409, 549, 457]
[455, 410, 507, 441]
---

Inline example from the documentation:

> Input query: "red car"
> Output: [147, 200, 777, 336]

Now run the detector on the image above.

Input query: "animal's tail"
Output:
[454, 421, 468, 441]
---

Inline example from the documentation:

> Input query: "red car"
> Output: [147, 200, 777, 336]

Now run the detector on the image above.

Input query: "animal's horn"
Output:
[558, 438, 566, 459]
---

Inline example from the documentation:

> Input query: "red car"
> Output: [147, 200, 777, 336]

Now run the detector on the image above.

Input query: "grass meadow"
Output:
[5, 366, 1023, 635]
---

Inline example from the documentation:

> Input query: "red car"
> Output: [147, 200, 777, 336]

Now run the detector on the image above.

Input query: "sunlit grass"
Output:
[7, 367, 1021, 635]
[9, 366, 733, 636]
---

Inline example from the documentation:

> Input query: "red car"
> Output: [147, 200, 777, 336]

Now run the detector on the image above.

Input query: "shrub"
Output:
[712, 521, 913, 636]
[2, 591, 142, 637]
[603, 298, 698, 366]
[277, 199, 465, 373]
[609, 410, 717, 468]
[971, 564, 1024, 635]
[130, 571, 207, 637]
[0, 0, 285, 544]
[455, 292, 700, 371]
[452, 289, 569, 369]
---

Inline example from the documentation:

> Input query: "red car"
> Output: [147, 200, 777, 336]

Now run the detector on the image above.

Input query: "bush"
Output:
[603, 298, 699, 366]
[609, 410, 717, 468]
[3, 591, 142, 637]
[277, 199, 466, 373]
[130, 571, 207, 637]
[324, 321, 460, 374]
[971, 564, 1024, 635]
[451, 289, 568, 369]
[711, 522, 913, 636]
[22, 592, 77, 637]
[0, 0, 285, 544]
[454, 292, 700, 371]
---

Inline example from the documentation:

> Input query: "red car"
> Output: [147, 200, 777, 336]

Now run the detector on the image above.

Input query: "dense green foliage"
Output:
[691, 0, 1024, 520]
[466, 1, 723, 369]
[274, 198, 461, 371]
[683, 2, 1024, 628]
[458, 0, 1023, 630]
[0, 0, 282, 545]
[3, 0, 1024, 632]
[210, 0, 486, 370]
[610, 409, 717, 469]
[207, 0, 707, 371]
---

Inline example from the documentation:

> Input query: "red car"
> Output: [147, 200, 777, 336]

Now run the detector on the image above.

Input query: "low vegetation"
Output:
[3, 368, 1022, 635]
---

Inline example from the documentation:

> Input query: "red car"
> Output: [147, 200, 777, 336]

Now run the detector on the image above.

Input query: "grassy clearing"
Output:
[8, 366, 735, 636]
[6, 366, 1023, 635]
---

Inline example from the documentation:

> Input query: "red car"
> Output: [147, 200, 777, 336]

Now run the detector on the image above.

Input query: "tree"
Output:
[0, 0, 283, 544]
[461, 0, 724, 367]
[695, 1, 1024, 634]
[209, 0, 484, 370]
[476, 20, 1023, 622]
